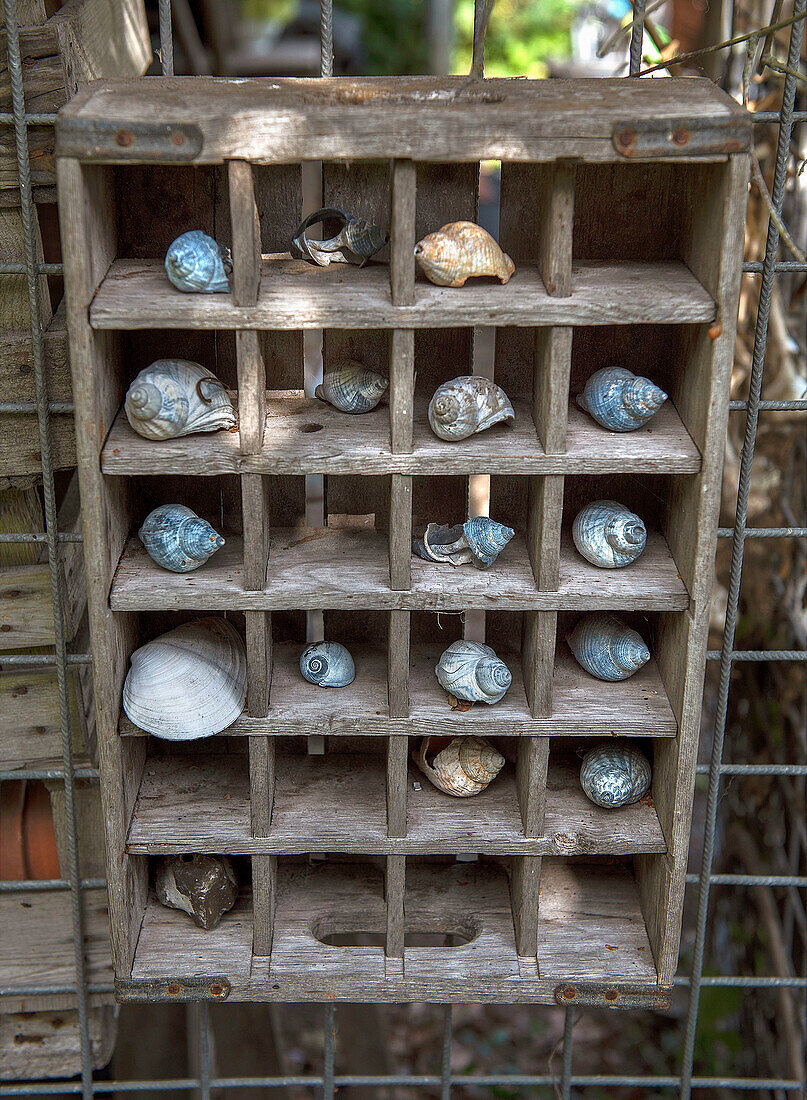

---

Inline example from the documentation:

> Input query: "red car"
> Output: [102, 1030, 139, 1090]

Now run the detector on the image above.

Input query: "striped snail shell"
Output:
[155, 854, 238, 929]
[580, 742, 652, 809]
[415, 736, 505, 797]
[139, 505, 225, 573]
[435, 640, 512, 705]
[568, 614, 650, 681]
[291, 207, 387, 266]
[428, 376, 515, 442]
[165, 230, 231, 293]
[415, 222, 514, 287]
[299, 641, 355, 688]
[577, 367, 668, 432]
[412, 516, 514, 569]
[315, 361, 389, 413]
[124, 359, 236, 441]
[572, 500, 646, 569]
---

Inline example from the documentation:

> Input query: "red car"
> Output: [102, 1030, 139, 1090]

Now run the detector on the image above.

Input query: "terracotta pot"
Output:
[0, 780, 61, 880]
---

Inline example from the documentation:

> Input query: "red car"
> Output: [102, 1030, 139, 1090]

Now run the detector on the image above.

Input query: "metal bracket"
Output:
[115, 976, 232, 1003]
[612, 117, 751, 159]
[554, 982, 672, 1010]
[56, 119, 204, 162]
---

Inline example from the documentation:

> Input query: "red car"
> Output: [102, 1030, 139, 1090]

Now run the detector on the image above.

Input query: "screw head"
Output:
[172, 131, 186, 146]
[617, 129, 636, 151]
[167, 982, 182, 996]
[115, 129, 134, 148]
[672, 128, 690, 147]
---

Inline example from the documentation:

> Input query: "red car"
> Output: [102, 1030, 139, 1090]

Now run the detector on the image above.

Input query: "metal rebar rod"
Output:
[323, 1004, 337, 1099]
[158, 0, 175, 76]
[629, 0, 647, 73]
[440, 1005, 453, 1100]
[706, 650, 807, 660]
[0, 402, 75, 414]
[696, 763, 807, 775]
[717, 528, 807, 537]
[320, 0, 334, 76]
[560, 1007, 575, 1100]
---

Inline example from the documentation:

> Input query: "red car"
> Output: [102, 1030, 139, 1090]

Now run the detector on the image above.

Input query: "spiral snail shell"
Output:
[412, 516, 515, 570]
[124, 359, 236, 441]
[415, 222, 514, 287]
[138, 505, 225, 573]
[580, 742, 652, 809]
[299, 641, 355, 688]
[165, 230, 232, 293]
[435, 640, 512, 705]
[428, 376, 515, 442]
[568, 614, 651, 681]
[291, 207, 387, 267]
[572, 500, 647, 569]
[415, 736, 505, 797]
[155, 854, 238, 929]
[315, 361, 389, 414]
[577, 367, 668, 432]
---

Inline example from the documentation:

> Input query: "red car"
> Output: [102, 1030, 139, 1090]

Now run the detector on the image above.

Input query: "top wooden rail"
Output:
[55, 76, 751, 165]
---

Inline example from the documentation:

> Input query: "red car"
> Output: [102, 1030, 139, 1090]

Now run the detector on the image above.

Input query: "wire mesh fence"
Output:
[0, 0, 804, 1094]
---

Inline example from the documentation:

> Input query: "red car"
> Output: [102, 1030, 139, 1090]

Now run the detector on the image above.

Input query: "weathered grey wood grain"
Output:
[385, 856, 406, 959]
[510, 855, 542, 959]
[521, 611, 555, 718]
[516, 736, 550, 837]
[390, 159, 416, 305]
[249, 731, 274, 836]
[245, 610, 272, 716]
[386, 734, 408, 837]
[228, 159, 261, 305]
[389, 475, 412, 590]
[390, 328, 414, 452]
[387, 610, 410, 718]
[251, 855, 276, 957]
[235, 330, 265, 454]
[241, 473, 269, 590]
[538, 163, 575, 297]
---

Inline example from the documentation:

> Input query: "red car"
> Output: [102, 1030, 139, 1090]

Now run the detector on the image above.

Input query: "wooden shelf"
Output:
[125, 751, 667, 856]
[126, 859, 661, 1003]
[119, 641, 677, 738]
[110, 529, 688, 612]
[90, 257, 715, 332]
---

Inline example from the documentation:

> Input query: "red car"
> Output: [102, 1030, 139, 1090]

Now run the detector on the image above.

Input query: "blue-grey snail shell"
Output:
[124, 359, 237, 441]
[577, 367, 668, 432]
[412, 517, 515, 570]
[428, 376, 515, 441]
[300, 641, 355, 688]
[568, 614, 651, 681]
[155, 854, 238, 930]
[315, 361, 389, 413]
[572, 500, 647, 569]
[435, 640, 512, 705]
[291, 207, 387, 267]
[165, 230, 232, 293]
[139, 505, 225, 573]
[580, 742, 652, 809]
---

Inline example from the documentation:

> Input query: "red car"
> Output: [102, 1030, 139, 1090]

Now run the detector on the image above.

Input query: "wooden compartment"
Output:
[57, 75, 749, 1005]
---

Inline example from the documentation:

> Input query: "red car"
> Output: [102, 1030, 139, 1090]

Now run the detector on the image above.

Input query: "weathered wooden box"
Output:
[56, 76, 749, 1006]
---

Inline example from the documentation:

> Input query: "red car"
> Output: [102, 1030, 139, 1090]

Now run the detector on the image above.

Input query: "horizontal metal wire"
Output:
[0, 767, 98, 780]
[675, 975, 807, 987]
[730, 399, 807, 410]
[0, 402, 75, 414]
[685, 873, 807, 886]
[717, 526, 807, 536]
[0, 261, 63, 275]
[0, 651, 91, 667]
[0, 111, 56, 124]
[0, 878, 106, 892]
[707, 649, 807, 659]
[743, 260, 807, 272]
[0, 530, 82, 542]
[696, 762, 807, 775]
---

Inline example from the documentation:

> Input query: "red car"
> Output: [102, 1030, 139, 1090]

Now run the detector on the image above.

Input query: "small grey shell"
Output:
[125, 359, 237, 441]
[568, 614, 651, 681]
[577, 367, 668, 432]
[428, 376, 515, 442]
[572, 499, 647, 569]
[291, 207, 387, 267]
[412, 516, 515, 570]
[155, 854, 238, 929]
[315, 361, 389, 413]
[165, 230, 232, 293]
[435, 640, 512, 705]
[580, 742, 652, 809]
[300, 641, 355, 688]
[139, 504, 225, 573]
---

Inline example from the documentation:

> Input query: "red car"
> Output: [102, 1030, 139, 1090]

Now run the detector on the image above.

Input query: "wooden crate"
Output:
[56, 76, 750, 1006]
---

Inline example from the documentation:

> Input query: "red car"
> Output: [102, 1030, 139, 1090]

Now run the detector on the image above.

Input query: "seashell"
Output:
[428, 376, 515, 442]
[123, 617, 246, 740]
[577, 367, 668, 432]
[291, 207, 387, 267]
[315, 361, 389, 414]
[568, 614, 651, 681]
[138, 505, 225, 573]
[572, 500, 647, 569]
[300, 641, 355, 688]
[165, 230, 232, 293]
[415, 221, 514, 287]
[580, 742, 652, 809]
[412, 516, 514, 570]
[435, 640, 512, 705]
[124, 359, 236, 441]
[155, 854, 238, 929]
[415, 736, 505, 797]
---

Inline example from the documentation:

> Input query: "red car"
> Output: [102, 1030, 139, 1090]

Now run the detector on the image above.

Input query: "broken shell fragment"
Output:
[412, 516, 515, 569]
[155, 854, 238, 929]
[291, 207, 387, 266]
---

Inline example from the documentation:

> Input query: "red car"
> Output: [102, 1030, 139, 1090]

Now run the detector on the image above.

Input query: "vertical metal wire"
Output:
[629, 0, 647, 74]
[560, 1008, 575, 1100]
[158, 0, 175, 76]
[322, 1004, 337, 1099]
[198, 1004, 212, 1100]
[320, 0, 334, 77]
[679, 2, 807, 1095]
[440, 1005, 453, 1100]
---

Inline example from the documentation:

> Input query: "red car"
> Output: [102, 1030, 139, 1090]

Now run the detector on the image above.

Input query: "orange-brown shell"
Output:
[414, 221, 515, 287]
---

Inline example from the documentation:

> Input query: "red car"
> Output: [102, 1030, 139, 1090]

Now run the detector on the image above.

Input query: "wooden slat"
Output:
[227, 160, 261, 305]
[521, 611, 555, 718]
[235, 330, 265, 454]
[245, 610, 271, 716]
[517, 736, 550, 836]
[248, 734, 274, 836]
[386, 734, 408, 837]
[241, 473, 269, 590]
[251, 855, 276, 957]
[387, 610, 410, 719]
[510, 855, 542, 959]
[533, 326, 573, 453]
[538, 163, 575, 297]
[385, 856, 406, 960]
[389, 475, 412, 590]
[528, 476, 565, 593]
[390, 159, 416, 305]
[390, 328, 414, 453]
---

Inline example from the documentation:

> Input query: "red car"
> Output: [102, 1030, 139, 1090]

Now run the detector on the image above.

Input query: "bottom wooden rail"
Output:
[125, 859, 663, 1004]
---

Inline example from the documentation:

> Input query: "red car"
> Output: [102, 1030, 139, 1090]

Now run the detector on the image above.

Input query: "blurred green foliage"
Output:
[453, 0, 580, 77]
[337, 0, 430, 73]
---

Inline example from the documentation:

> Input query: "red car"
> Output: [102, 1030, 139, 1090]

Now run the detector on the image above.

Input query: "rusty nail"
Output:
[672, 128, 690, 147]
[617, 129, 636, 150]
[605, 988, 619, 1002]
[115, 129, 134, 147]
[172, 131, 186, 146]
[209, 983, 224, 997]
[562, 985, 576, 1001]
[709, 320, 723, 340]
[167, 982, 182, 996]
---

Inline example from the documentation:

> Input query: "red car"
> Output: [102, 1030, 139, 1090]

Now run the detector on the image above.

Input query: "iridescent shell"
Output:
[412, 516, 514, 569]
[123, 618, 246, 740]
[415, 222, 515, 287]
[428, 376, 515, 441]
[415, 736, 505, 797]
[124, 359, 236, 441]
[568, 614, 650, 681]
[165, 230, 231, 293]
[577, 367, 668, 432]
[572, 500, 646, 569]
[155, 854, 238, 929]
[435, 640, 512, 705]
[291, 207, 387, 266]
[315, 361, 389, 413]
[580, 742, 652, 809]
[138, 504, 225, 573]
[300, 641, 355, 688]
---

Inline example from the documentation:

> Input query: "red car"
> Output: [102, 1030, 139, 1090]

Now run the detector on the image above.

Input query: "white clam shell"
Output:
[124, 359, 236, 441]
[415, 736, 505, 797]
[123, 618, 246, 739]
[435, 640, 512, 705]
[428, 376, 515, 442]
